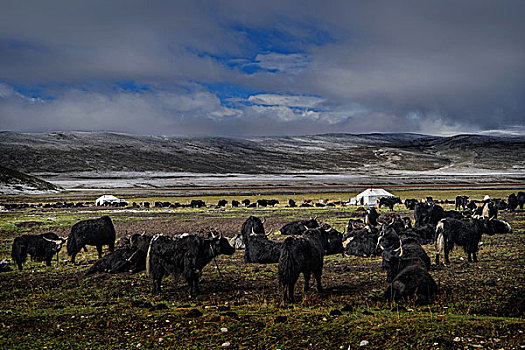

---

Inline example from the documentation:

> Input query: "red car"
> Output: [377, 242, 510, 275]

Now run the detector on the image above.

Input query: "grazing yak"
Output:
[378, 197, 402, 211]
[11, 232, 64, 270]
[279, 218, 319, 235]
[67, 216, 116, 264]
[382, 246, 438, 305]
[278, 229, 324, 302]
[146, 233, 235, 296]
[85, 233, 153, 275]
[435, 217, 512, 265]
[455, 196, 469, 210]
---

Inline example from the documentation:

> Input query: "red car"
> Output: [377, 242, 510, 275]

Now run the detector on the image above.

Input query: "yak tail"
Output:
[278, 238, 297, 290]
[435, 221, 445, 264]
[146, 240, 153, 276]
[11, 238, 27, 270]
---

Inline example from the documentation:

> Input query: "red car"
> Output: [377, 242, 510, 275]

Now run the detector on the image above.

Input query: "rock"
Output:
[359, 340, 369, 347]
[185, 309, 203, 318]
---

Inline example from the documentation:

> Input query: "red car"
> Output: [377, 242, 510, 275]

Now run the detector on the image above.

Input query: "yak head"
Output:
[377, 223, 400, 253]
[381, 242, 403, 283]
[209, 232, 236, 256]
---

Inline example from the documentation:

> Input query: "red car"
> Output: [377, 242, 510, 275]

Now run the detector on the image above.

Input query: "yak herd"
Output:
[8, 192, 522, 305]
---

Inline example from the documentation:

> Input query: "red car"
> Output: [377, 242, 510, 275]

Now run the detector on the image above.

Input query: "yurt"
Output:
[95, 195, 128, 206]
[350, 188, 395, 206]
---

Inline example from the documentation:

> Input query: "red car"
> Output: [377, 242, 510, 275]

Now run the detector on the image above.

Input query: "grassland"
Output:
[0, 188, 524, 349]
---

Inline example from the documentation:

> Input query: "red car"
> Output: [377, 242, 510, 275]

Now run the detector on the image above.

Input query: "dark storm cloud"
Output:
[0, 0, 524, 136]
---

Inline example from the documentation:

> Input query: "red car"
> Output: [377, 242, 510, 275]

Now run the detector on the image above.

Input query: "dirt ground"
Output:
[0, 199, 524, 349]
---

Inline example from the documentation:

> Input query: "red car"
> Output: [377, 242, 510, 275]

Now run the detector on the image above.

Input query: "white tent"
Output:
[95, 195, 128, 206]
[350, 188, 395, 206]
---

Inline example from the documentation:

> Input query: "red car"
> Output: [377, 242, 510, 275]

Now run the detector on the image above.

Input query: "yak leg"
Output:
[287, 282, 295, 303]
[467, 252, 472, 262]
[314, 269, 323, 292]
[472, 251, 478, 263]
[152, 272, 163, 294]
[71, 252, 77, 264]
[187, 275, 199, 298]
[46, 257, 52, 266]
[108, 241, 115, 253]
[303, 272, 311, 292]
[444, 248, 450, 265]
[96, 245, 103, 259]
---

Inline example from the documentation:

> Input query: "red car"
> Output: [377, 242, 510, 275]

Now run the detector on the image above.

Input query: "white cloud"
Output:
[248, 93, 324, 108]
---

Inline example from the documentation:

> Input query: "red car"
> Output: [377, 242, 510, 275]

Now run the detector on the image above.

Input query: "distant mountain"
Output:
[0, 165, 63, 194]
[0, 131, 523, 175]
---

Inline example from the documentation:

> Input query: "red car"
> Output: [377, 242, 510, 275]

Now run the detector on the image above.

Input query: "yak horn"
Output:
[261, 217, 266, 224]
[43, 237, 62, 244]
[251, 227, 256, 235]
[398, 239, 403, 257]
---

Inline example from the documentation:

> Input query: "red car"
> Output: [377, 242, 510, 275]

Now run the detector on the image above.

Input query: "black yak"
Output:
[146, 233, 235, 296]
[67, 216, 116, 264]
[278, 229, 324, 302]
[378, 197, 402, 211]
[85, 233, 153, 275]
[343, 225, 380, 257]
[435, 217, 492, 265]
[382, 246, 437, 305]
[240, 216, 282, 263]
[279, 217, 319, 235]
[11, 232, 64, 270]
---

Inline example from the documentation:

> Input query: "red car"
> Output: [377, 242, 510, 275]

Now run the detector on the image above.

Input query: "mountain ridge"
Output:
[1, 131, 523, 175]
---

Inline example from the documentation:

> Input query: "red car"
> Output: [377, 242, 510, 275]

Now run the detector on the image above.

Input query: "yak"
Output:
[278, 229, 324, 302]
[85, 233, 153, 275]
[146, 233, 235, 296]
[434, 217, 511, 265]
[240, 216, 282, 263]
[12, 232, 64, 270]
[279, 218, 319, 235]
[378, 197, 402, 211]
[67, 216, 116, 264]
[382, 246, 437, 305]
[455, 196, 469, 210]
[343, 225, 380, 257]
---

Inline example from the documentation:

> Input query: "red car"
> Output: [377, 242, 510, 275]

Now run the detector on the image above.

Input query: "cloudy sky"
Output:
[1, 1, 524, 136]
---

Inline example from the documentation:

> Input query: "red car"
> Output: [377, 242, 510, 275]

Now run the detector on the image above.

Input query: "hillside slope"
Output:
[0, 165, 63, 194]
[0, 131, 523, 175]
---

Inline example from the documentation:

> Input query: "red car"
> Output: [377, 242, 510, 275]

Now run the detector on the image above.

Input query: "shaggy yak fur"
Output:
[278, 229, 324, 302]
[67, 216, 116, 264]
[241, 216, 282, 263]
[11, 232, 64, 270]
[146, 234, 235, 296]
[85, 233, 153, 275]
